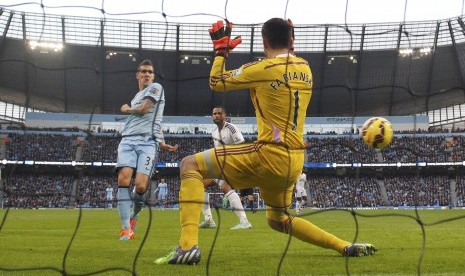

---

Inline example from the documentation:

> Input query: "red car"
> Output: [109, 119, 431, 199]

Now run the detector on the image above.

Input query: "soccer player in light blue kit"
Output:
[105, 185, 114, 209]
[156, 178, 168, 207]
[116, 59, 177, 241]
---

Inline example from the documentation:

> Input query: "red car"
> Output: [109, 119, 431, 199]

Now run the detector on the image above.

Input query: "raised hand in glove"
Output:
[208, 20, 242, 58]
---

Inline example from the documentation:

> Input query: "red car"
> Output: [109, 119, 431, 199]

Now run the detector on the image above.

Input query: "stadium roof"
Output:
[0, 8, 465, 117]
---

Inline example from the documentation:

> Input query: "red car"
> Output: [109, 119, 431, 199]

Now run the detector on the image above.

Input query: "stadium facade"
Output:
[0, 8, 465, 127]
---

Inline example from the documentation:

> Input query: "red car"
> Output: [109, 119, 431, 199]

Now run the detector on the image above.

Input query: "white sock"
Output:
[202, 192, 213, 221]
[226, 190, 248, 223]
[296, 201, 301, 210]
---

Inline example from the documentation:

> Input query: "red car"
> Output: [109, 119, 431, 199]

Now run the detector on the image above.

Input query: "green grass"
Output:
[0, 208, 465, 276]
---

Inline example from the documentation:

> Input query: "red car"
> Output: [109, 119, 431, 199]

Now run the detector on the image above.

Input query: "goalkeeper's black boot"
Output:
[154, 245, 201, 265]
[344, 243, 377, 257]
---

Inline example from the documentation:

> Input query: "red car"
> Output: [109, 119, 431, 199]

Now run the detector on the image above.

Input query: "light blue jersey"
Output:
[117, 82, 164, 175]
[157, 182, 168, 200]
[121, 82, 165, 142]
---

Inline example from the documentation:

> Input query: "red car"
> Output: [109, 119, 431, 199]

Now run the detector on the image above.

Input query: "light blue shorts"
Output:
[158, 192, 167, 200]
[116, 137, 158, 176]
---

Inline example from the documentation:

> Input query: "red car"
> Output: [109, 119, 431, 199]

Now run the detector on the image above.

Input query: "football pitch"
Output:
[0, 208, 464, 276]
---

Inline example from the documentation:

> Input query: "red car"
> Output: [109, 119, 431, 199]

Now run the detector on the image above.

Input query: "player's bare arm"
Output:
[159, 141, 178, 152]
[120, 98, 154, 114]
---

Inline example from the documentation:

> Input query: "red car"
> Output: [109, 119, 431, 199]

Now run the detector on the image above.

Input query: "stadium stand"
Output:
[1, 128, 465, 209]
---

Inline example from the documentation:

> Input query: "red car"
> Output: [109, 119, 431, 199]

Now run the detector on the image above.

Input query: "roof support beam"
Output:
[451, 19, 465, 88]
[0, 11, 14, 58]
[22, 13, 31, 111]
[388, 24, 403, 115]
[424, 22, 440, 115]
[316, 26, 329, 115]
[99, 19, 105, 113]
[353, 25, 365, 116]
[62, 17, 69, 112]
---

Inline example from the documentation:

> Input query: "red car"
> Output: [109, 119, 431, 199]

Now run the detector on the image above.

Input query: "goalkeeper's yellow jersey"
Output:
[210, 55, 312, 149]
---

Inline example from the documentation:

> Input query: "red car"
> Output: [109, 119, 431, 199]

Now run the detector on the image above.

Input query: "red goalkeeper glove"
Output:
[208, 20, 242, 58]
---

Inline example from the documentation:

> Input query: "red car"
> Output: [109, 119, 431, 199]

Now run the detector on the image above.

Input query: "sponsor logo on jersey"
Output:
[232, 67, 243, 77]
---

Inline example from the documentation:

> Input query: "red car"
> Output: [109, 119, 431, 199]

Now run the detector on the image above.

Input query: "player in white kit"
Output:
[199, 106, 252, 230]
[294, 171, 307, 215]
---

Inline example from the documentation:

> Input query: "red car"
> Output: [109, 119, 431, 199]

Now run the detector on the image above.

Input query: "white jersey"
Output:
[295, 173, 307, 197]
[212, 122, 244, 187]
[212, 122, 244, 147]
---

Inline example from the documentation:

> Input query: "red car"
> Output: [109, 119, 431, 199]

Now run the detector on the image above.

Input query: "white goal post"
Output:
[207, 192, 264, 210]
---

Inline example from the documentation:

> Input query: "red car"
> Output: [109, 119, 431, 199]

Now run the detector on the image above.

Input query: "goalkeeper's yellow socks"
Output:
[179, 170, 204, 250]
[290, 217, 351, 254]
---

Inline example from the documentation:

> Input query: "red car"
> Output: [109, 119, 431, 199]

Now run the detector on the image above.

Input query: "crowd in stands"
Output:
[81, 136, 119, 162]
[2, 173, 185, 209]
[455, 175, 465, 207]
[3, 172, 463, 209]
[306, 137, 377, 163]
[382, 136, 460, 163]
[158, 137, 213, 163]
[1, 129, 465, 209]
[308, 175, 383, 208]
[4, 174, 74, 208]
[384, 174, 451, 207]
[6, 133, 77, 161]
[4, 131, 465, 164]
[77, 175, 116, 208]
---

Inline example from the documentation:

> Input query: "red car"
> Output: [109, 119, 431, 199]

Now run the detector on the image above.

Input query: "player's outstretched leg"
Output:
[298, 198, 307, 215]
[117, 187, 134, 241]
[199, 219, 216, 228]
[295, 200, 301, 215]
[226, 190, 252, 230]
[199, 191, 216, 228]
[130, 191, 147, 233]
[156, 165, 204, 265]
[267, 208, 377, 257]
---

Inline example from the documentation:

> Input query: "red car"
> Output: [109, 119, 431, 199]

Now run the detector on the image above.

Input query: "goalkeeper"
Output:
[155, 18, 376, 265]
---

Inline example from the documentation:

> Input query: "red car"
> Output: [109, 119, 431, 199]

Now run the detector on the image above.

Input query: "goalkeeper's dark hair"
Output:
[262, 18, 292, 49]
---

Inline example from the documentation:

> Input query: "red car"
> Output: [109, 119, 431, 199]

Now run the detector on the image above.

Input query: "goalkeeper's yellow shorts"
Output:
[195, 142, 304, 209]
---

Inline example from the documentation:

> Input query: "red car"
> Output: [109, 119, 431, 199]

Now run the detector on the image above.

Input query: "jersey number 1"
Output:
[292, 90, 299, 130]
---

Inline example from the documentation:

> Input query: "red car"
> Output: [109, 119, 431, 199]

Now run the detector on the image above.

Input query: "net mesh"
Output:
[1, 1, 465, 275]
